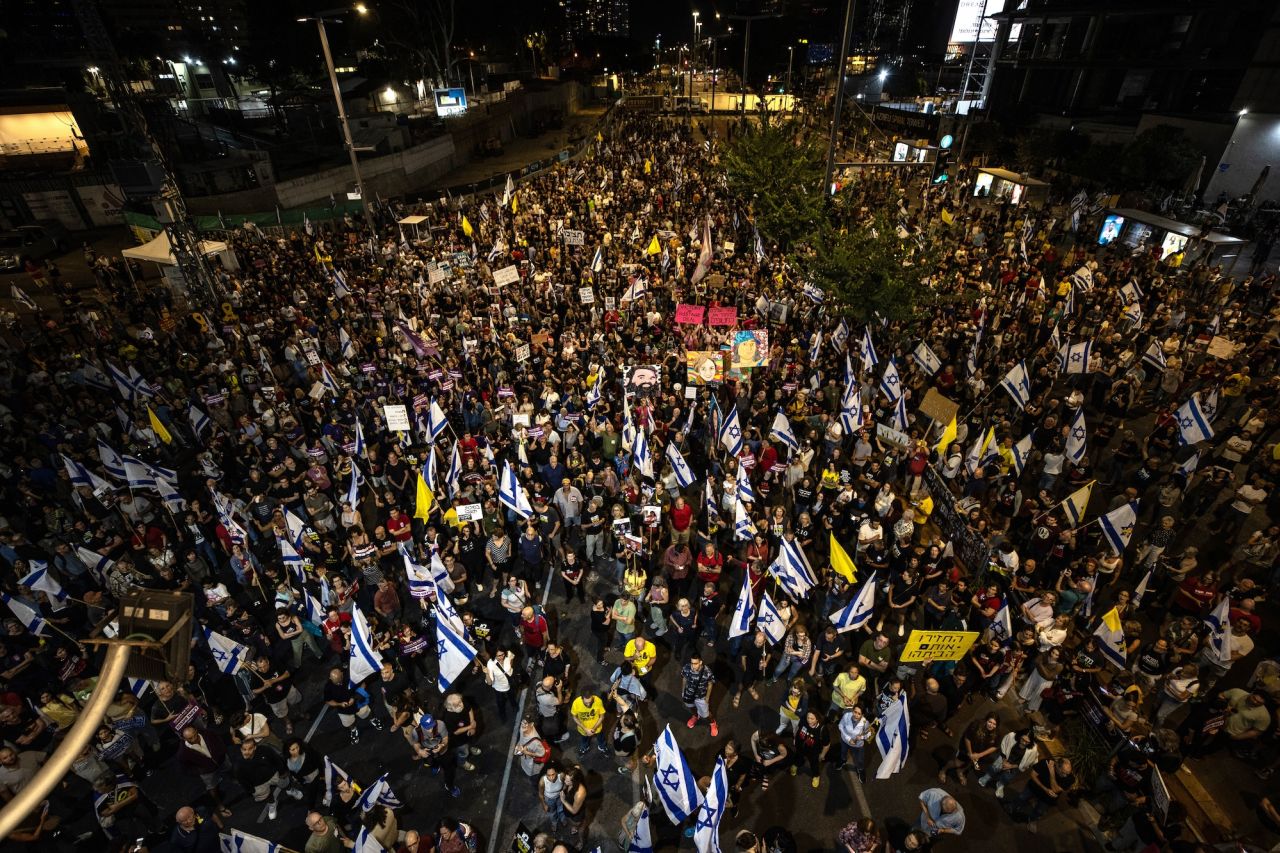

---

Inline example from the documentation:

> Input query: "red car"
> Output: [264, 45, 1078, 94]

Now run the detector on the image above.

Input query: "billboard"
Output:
[433, 88, 468, 118]
[949, 0, 1021, 44]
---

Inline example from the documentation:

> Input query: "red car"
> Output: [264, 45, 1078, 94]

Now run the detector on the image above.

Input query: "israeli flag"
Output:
[768, 554, 811, 602]
[586, 373, 603, 409]
[829, 572, 877, 634]
[123, 455, 157, 491]
[632, 428, 654, 479]
[1123, 302, 1143, 327]
[770, 412, 799, 451]
[278, 537, 306, 583]
[992, 598, 1013, 642]
[1175, 394, 1214, 446]
[803, 282, 825, 304]
[879, 359, 902, 403]
[1204, 595, 1232, 665]
[1119, 278, 1143, 303]
[445, 443, 463, 498]
[61, 454, 92, 489]
[718, 405, 744, 457]
[188, 405, 213, 438]
[284, 509, 309, 550]
[653, 725, 702, 823]
[591, 246, 604, 273]
[1207, 313, 1220, 335]
[1001, 360, 1032, 409]
[860, 327, 879, 373]
[839, 383, 862, 434]
[353, 827, 385, 853]
[893, 395, 909, 433]
[346, 465, 362, 510]
[627, 805, 654, 853]
[1141, 342, 1166, 371]
[874, 692, 910, 779]
[156, 477, 187, 513]
[735, 465, 756, 504]
[780, 538, 818, 590]
[1176, 452, 1200, 482]
[830, 320, 849, 351]
[693, 757, 729, 853]
[339, 328, 355, 362]
[431, 573, 466, 636]
[332, 268, 351, 299]
[911, 342, 942, 375]
[727, 571, 756, 639]
[1200, 389, 1219, 423]
[427, 400, 449, 443]
[320, 364, 342, 396]
[304, 589, 325, 626]
[753, 228, 766, 262]
[2, 593, 47, 636]
[733, 497, 756, 541]
[356, 773, 403, 813]
[755, 592, 787, 644]
[322, 756, 351, 806]
[499, 462, 533, 520]
[351, 418, 367, 459]
[349, 606, 384, 686]
[1065, 408, 1088, 463]
[1011, 434, 1033, 475]
[1059, 340, 1093, 374]
[106, 361, 140, 401]
[704, 481, 720, 522]
[666, 443, 697, 489]
[204, 627, 250, 674]
[97, 439, 126, 480]
[808, 331, 823, 364]
[76, 546, 114, 586]
[436, 613, 478, 692]
[10, 285, 38, 311]
[219, 828, 283, 853]
[1099, 500, 1138, 555]
[404, 554, 434, 600]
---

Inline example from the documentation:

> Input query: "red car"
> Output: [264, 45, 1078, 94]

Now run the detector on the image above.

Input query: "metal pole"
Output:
[959, 0, 990, 105]
[787, 47, 794, 112]
[741, 19, 751, 122]
[710, 39, 718, 137]
[823, 0, 857, 195]
[0, 644, 131, 838]
[316, 18, 377, 237]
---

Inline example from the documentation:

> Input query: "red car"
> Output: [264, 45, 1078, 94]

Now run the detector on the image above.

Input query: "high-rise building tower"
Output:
[565, 0, 630, 40]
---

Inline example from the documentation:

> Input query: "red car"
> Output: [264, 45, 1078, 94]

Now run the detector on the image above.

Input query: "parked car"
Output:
[0, 222, 69, 272]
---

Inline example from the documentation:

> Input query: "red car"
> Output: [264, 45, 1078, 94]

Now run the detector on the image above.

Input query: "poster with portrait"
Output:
[731, 329, 769, 370]
[623, 364, 662, 399]
[685, 350, 724, 386]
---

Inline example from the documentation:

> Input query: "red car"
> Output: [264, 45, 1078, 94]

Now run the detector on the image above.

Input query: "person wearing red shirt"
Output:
[696, 543, 724, 585]
[1173, 570, 1220, 617]
[519, 605, 550, 664]
[386, 508, 413, 543]
[457, 432, 479, 465]
[758, 444, 778, 478]
[669, 496, 693, 546]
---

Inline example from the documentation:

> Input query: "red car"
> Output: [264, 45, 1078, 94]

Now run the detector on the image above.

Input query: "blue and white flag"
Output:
[808, 331, 823, 364]
[355, 773, 403, 813]
[780, 538, 818, 590]
[718, 405, 743, 457]
[97, 439, 126, 480]
[734, 465, 756, 504]
[1065, 408, 1088, 463]
[75, 546, 114, 586]
[331, 268, 351, 299]
[1206, 313, 1220, 335]
[627, 805, 654, 853]
[992, 597, 1013, 642]
[911, 342, 942, 375]
[892, 395, 909, 433]
[1011, 434, 1033, 475]
[1060, 482, 1093, 526]
[830, 320, 849, 351]
[1001, 360, 1032, 409]
[693, 757, 729, 853]
[1200, 389, 1219, 423]
[769, 412, 799, 451]
[839, 382, 862, 434]
[874, 692, 910, 779]
[1204, 595, 1232, 665]
[632, 428, 654, 479]
[304, 589, 325, 626]
[106, 361, 141, 401]
[704, 481, 720, 522]
[755, 592, 787, 644]
[353, 827, 385, 853]
[802, 282, 825, 304]
[591, 246, 604, 273]
[320, 364, 342, 396]
[1141, 342, 1166, 371]
[653, 725, 702, 823]
[349, 606, 384, 685]
[204, 627, 250, 674]
[156, 476, 187, 513]
[339, 328, 355, 362]
[727, 571, 756, 639]
[2, 593, 47, 636]
[665, 443, 697, 489]
[1175, 393, 1214, 446]
[1132, 568, 1154, 608]
[188, 405, 213, 439]
[586, 373, 603, 410]
[1176, 452, 1199, 482]
[346, 465, 362, 510]
[426, 400, 449, 443]
[220, 828, 283, 853]
[423, 446, 438, 494]
[1099, 500, 1138, 555]
[322, 756, 350, 806]
[61, 454, 108, 493]
[122, 455, 157, 491]
[1119, 279, 1143, 303]
[860, 327, 879, 373]
[278, 537, 305, 584]
[753, 228, 766, 262]
[733, 497, 755, 541]
[10, 285, 37, 311]
[445, 443, 463, 498]
[436, 611, 478, 691]
[879, 359, 902, 402]
[1123, 302, 1143, 327]
[829, 572, 876, 634]
[284, 509, 309, 550]
[499, 462, 533, 520]
[1059, 340, 1093, 375]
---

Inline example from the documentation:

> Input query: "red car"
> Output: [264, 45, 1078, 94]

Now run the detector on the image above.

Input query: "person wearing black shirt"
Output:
[1008, 757, 1075, 828]
[232, 740, 298, 819]
[322, 667, 382, 743]
[790, 710, 831, 787]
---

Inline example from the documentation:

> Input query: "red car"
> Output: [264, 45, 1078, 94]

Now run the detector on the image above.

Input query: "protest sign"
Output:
[492, 266, 521, 286]
[675, 304, 706, 324]
[708, 306, 738, 327]
[383, 404, 411, 432]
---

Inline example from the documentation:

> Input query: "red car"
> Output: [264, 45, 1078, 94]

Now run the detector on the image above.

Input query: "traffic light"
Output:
[932, 148, 952, 184]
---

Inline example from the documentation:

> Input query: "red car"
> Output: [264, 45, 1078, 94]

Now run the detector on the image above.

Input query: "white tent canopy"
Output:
[122, 231, 229, 266]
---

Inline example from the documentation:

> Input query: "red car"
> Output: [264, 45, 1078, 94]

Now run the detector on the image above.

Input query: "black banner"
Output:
[923, 466, 992, 576]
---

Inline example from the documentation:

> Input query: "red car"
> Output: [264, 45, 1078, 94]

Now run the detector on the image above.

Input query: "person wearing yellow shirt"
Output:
[570, 693, 608, 756]
[829, 662, 866, 716]
[624, 635, 657, 678]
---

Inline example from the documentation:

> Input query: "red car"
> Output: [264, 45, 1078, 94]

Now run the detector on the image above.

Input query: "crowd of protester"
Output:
[0, 110, 1278, 853]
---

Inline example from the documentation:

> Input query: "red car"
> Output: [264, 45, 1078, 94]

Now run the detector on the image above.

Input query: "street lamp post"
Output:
[822, 0, 857, 195]
[689, 11, 700, 125]
[299, 5, 377, 238]
[786, 45, 794, 113]
[727, 13, 778, 123]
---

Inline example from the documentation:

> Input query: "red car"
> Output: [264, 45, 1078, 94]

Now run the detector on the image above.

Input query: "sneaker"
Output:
[267, 802, 278, 821]
[811, 778, 820, 789]
[709, 721, 719, 738]
[597, 743, 609, 754]
[995, 783, 1005, 798]
[557, 733, 571, 743]
[618, 766, 633, 775]
[462, 761, 476, 771]
[578, 747, 589, 756]
[687, 716, 698, 729]
[369, 718, 384, 731]
[286, 788, 304, 801]
[349, 729, 361, 744]
[790, 766, 798, 777]
[446, 785, 462, 798]
[469, 747, 482, 756]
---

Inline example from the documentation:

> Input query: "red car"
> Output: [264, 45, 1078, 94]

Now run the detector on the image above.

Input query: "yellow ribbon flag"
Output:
[644, 158, 652, 175]
[596, 131, 603, 143]
[1101, 606, 1123, 634]
[645, 235, 661, 255]
[147, 406, 173, 445]
[443, 506, 462, 528]
[940, 208, 954, 225]
[829, 533, 858, 583]
[511, 194, 518, 214]
[461, 216, 474, 238]
[414, 473, 434, 520]
[935, 415, 957, 456]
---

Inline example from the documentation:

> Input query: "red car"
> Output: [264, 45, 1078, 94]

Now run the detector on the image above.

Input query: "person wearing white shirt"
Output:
[485, 650, 517, 722]
[837, 706, 872, 781]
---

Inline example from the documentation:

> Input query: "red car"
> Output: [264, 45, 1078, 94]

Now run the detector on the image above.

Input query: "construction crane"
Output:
[73, 0, 222, 306]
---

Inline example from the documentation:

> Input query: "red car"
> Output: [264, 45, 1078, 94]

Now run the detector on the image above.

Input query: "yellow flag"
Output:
[444, 507, 462, 528]
[596, 131, 603, 143]
[414, 473, 434, 520]
[829, 533, 858, 583]
[935, 416, 957, 456]
[646, 235, 661, 255]
[461, 216, 474, 238]
[148, 406, 172, 445]
[644, 158, 652, 175]
[511, 194, 518, 214]
[1101, 606, 1123, 634]
[941, 208, 954, 225]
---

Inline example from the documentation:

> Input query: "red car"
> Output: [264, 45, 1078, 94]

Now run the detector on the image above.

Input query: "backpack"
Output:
[532, 738, 552, 763]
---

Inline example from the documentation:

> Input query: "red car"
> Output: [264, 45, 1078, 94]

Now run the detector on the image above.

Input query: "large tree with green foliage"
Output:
[720, 116, 825, 252]
[801, 211, 933, 323]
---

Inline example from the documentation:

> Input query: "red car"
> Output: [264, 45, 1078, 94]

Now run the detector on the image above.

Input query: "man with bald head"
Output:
[168, 805, 221, 852]
[917, 787, 966, 838]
